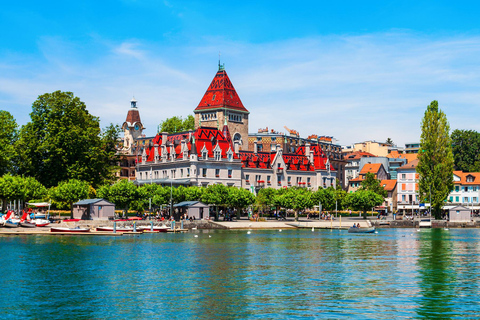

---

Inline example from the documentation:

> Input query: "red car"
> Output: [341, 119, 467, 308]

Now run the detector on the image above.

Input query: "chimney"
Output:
[142, 147, 147, 165]
[181, 140, 188, 160]
[254, 141, 258, 154]
[154, 144, 159, 164]
[305, 142, 310, 158]
[162, 132, 168, 145]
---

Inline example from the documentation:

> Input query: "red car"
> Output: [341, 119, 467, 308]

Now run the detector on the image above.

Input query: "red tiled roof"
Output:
[194, 70, 249, 113]
[124, 109, 142, 126]
[345, 151, 375, 160]
[380, 179, 397, 191]
[398, 159, 419, 170]
[359, 163, 382, 175]
[453, 171, 480, 185]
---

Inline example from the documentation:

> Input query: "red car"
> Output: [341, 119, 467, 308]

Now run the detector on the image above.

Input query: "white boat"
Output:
[136, 225, 169, 232]
[96, 226, 135, 232]
[419, 218, 432, 228]
[34, 219, 50, 227]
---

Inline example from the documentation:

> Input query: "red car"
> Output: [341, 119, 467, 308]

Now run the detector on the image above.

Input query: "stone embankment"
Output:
[371, 219, 478, 228]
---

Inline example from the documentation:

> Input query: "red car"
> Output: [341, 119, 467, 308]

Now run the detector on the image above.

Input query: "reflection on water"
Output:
[1, 229, 480, 319]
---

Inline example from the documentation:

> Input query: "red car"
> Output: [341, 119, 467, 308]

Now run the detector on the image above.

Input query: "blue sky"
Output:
[2, 1, 480, 146]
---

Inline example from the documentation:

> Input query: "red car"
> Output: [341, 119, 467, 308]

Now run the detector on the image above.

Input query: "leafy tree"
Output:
[227, 187, 255, 218]
[344, 189, 383, 219]
[98, 179, 139, 215]
[183, 186, 204, 202]
[255, 188, 277, 212]
[22, 177, 48, 202]
[49, 179, 90, 216]
[16, 91, 119, 188]
[451, 129, 480, 172]
[386, 138, 394, 145]
[417, 100, 454, 219]
[202, 184, 229, 220]
[0, 111, 18, 175]
[0, 175, 23, 211]
[361, 172, 387, 198]
[278, 187, 314, 221]
[158, 115, 195, 133]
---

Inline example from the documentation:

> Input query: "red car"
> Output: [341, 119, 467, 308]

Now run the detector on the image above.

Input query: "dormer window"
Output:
[227, 148, 233, 162]
[201, 145, 208, 160]
[467, 175, 475, 183]
[214, 150, 221, 161]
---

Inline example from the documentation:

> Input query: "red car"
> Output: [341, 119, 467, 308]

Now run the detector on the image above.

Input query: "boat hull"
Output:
[96, 226, 134, 232]
[4, 221, 19, 228]
[19, 222, 37, 228]
[50, 227, 90, 233]
[34, 219, 50, 227]
[137, 226, 169, 232]
[348, 227, 376, 234]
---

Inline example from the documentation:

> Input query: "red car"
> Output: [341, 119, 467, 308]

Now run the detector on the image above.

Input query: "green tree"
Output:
[22, 177, 48, 202]
[16, 91, 119, 188]
[417, 100, 454, 219]
[202, 184, 229, 220]
[361, 172, 387, 198]
[344, 189, 383, 219]
[228, 187, 255, 219]
[278, 187, 314, 221]
[158, 115, 195, 133]
[184, 186, 204, 202]
[49, 179, 90, 216]
[98, 179, 139, 215]
[386, 138, 394, 145]
[0, 111, 18, 175]
[451, 129, 480, 172]
[0, 175, 23, 211]
[255, 188, 277, 212]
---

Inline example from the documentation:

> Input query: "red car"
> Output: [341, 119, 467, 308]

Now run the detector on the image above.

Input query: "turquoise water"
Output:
[2, 228, 480, 319]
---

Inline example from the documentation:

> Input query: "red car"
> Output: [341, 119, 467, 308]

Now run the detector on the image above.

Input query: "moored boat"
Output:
[96, 226, 135, 232]
[348, 226, 376, 233]
[19, 221, 37, 228]
[4, 220, 19, 228]
[34, 219, 50, 227]
[136, 225, 169, 232]
[50, 227, 90, 233]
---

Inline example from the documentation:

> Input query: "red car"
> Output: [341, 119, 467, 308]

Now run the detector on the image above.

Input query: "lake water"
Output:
[2, 228, 480, 319]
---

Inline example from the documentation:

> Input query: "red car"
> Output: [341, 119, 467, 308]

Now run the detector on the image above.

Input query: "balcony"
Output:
[277, 168, 284, 173]
[246, 180, 250, 184]
[256, 180, 265, 187]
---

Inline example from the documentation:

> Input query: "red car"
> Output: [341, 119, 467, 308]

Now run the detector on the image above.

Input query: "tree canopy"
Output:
[158, 115, 195, 133]
[451, 129, 480, 172]
[344, 189, 383, 218]
[0, 111, 18, 175]
[417, 100, 454, 219]
[15, 91, 120, 188]
[361, 172, 387, 198]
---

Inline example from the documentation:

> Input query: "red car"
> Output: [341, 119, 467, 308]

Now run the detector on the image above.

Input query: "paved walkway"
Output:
[212, 217, 370, 229]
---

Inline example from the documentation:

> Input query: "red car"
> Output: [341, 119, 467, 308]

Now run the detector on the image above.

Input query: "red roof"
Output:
[345, 151, 375, 160]
[380, 179, 397, 191]
[194, 69, 249, 113]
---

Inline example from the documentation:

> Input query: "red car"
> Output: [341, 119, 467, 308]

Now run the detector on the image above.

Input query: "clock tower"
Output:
[122, 97, 144, 153]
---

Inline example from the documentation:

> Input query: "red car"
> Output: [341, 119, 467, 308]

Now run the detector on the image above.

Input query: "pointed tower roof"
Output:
[194, 68, 249, 114]
[123, 97, 143, 128]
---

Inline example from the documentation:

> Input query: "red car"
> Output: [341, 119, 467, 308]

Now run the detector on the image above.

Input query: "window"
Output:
[402, 174, 406, 179]
[187, 168, 190, 177]
[464, 197, 468, 203]
[214, 150, 221, 161]
[180, 169, 183, 177]
[449, 196, 453, 202]
[228, 169, 232, 178]
[465, 187, 468, 192]
[215, 169, 220, 177]
[267, 176, 271, 183]
[227, 152, 233, 161]
[202, 150, 208, 159]
[307, 177, 311, 184]
[402, 195, 405, 202]
[288, 177, 291, 184]
[245, 174, 250, 182]
[456, 196, 459, 202]
[455, 186, 459, 192]
[474, 187, 477, 192]
[256, 175, 261, 182]
[202, 168, 207, 177]
[474, 197, 478, 203]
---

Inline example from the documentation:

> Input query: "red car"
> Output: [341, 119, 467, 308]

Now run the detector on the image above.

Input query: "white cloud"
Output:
[1, 32, 480, 147]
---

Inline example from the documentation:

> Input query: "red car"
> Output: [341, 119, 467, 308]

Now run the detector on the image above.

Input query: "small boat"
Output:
[34, 219, 50, 227]
[4, 220, 19, 228]
[50, 227, 90, 233]
[19, 221, 37, 228]
[348, 226, 376, 234]
[136, 225, 169, 233]
[96, 226, 135, 232]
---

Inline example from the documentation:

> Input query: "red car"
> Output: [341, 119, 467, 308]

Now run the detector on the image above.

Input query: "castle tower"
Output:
[122, 97, 144, 153]
[194, 64, 249, 150]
